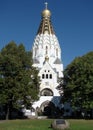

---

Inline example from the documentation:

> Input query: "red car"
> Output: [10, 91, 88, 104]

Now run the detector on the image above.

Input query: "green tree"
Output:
[0, 41, 40, 119]
[63, 51, 93, 110]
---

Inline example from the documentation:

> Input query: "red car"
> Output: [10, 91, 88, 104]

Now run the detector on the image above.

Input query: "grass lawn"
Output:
[0, 119, 93, 130]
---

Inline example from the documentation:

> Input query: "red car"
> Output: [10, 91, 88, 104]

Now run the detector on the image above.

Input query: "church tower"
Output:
[32, 3, 63, 116]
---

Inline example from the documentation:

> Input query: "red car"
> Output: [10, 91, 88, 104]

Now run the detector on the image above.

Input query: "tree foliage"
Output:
[63, 51, 93, 109]
[0, 41, 40, 119]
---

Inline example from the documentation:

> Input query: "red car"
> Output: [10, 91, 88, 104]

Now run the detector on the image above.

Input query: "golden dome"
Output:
[42, 9, 51, 17]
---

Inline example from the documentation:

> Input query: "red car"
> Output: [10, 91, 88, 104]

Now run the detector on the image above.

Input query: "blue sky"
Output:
[0, 0, 93, 68]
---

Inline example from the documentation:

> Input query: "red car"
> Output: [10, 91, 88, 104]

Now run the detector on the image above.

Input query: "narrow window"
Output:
[46, 74, 48, 79]
[50, 74, 52, 79]
[46, 46, 48, 55]
[42, 74, 44, 79]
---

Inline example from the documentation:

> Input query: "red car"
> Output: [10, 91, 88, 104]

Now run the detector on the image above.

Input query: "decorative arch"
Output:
[40, 88, 53, 96]
[40, 100, 55, 116]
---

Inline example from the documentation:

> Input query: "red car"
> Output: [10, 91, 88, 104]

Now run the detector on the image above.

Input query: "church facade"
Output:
[31, 4, 64, 116]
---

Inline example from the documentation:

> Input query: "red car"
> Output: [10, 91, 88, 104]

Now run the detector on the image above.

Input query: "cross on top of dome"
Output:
[45, 2, 48, 9]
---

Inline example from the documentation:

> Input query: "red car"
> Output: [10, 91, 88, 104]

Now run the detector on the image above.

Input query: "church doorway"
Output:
[43, 104, 51, 116]
[40, 101, 55, 117]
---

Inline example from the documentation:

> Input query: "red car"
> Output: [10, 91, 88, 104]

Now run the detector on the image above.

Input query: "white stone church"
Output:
[24, 3, 64, 117]
[30, 3, 64, 117]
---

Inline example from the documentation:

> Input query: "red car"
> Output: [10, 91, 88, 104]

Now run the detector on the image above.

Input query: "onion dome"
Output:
[42, 9, 51, 18]
[37, 2, 55, 34]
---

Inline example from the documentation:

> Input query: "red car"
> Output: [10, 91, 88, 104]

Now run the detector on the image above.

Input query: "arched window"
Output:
[46, 74, 48, 79]
[40, 88, 53, 96]
[50, 74, 52, 79]
[42, 74, 44, 79]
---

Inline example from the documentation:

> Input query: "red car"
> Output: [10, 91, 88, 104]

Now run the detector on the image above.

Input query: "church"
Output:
[31, 3, 64, 117]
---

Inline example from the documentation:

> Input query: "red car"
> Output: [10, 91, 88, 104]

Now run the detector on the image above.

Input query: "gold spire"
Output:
[37, 3, 55, 34]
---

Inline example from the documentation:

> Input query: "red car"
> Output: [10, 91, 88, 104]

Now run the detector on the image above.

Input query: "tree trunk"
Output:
[6, 104, 10, 120]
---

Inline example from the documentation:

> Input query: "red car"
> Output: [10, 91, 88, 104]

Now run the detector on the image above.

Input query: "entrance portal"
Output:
[40, 101, 55, 117]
